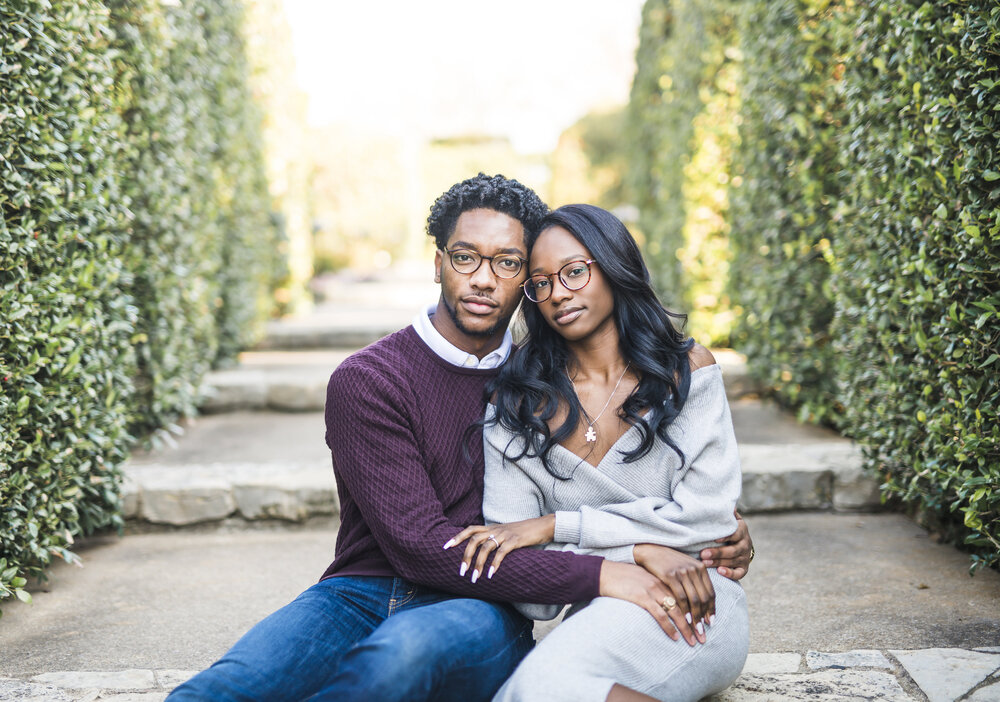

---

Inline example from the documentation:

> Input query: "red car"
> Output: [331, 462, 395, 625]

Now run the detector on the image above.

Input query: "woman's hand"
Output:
[598, 561, 702, 646]
[443, 515, 556, 583]
[700, 510, 753, 580]
[633, 544, 714, 635]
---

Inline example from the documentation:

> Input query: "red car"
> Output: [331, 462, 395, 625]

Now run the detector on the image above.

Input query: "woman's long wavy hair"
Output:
[487, 204, 694, 477]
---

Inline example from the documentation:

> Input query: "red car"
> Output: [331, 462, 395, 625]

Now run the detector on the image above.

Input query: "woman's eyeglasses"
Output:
[521, 259, 596, 303]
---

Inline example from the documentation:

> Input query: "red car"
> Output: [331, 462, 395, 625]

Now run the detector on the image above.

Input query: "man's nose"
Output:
[469, 261, 498, 289]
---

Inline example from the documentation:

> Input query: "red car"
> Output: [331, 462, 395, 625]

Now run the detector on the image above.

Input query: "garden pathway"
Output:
[1, 267, 998, 701]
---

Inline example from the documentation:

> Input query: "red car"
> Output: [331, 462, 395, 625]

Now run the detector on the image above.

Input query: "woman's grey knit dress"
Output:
[484, 364, 749, 702]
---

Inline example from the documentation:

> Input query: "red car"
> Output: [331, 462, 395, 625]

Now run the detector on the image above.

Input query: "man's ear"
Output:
[434, 249, 442, 283]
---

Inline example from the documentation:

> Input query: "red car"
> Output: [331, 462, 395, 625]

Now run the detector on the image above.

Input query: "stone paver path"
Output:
[4, 648, 998, 701]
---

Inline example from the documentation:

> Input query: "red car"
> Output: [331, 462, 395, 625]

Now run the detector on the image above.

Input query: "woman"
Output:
[447, 204, 749, 702]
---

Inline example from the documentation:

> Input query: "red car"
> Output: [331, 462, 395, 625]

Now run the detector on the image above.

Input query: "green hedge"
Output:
[629, 0, 999, 570]
[728, 0, 848, 426]
[832, 0, 1000, 570]
[1, 0, 281, 611]
[626, 0, 740, 344]
[111, 0, 277, 434]
[1, 0, 135, 608]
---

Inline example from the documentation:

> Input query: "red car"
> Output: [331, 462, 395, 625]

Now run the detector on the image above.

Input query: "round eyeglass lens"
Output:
[559, 260, 591, 288]
[490, 256, 524, 278]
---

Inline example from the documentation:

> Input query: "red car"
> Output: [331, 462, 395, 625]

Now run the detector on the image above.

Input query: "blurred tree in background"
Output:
[244, 0, 313, 315]
[549, 108, 631, 211]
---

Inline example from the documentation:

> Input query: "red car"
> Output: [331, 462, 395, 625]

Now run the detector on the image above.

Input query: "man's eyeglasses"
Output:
[522, 259, 596, 303]
[442, 248, 527, 279]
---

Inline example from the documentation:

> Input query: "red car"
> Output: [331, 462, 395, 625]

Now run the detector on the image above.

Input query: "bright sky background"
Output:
[281, 0, 646, 153]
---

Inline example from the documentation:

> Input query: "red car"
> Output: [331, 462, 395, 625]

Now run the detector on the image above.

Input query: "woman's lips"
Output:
[554, 307, 583, 325]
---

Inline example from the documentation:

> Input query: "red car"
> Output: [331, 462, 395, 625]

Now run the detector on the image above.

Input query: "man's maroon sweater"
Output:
[320, 326, 602, 604]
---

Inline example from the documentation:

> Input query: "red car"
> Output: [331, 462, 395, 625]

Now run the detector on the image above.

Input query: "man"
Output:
[170, 174, 751, 702]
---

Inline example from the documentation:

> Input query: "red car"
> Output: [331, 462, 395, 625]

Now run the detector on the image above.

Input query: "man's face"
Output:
[433, 208, 527, 349]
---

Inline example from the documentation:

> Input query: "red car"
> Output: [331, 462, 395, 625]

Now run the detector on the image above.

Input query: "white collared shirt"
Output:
[412, 303, 512, 370]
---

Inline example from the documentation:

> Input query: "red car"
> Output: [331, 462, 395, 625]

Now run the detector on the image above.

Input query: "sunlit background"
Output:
[273, 0, 644, 276]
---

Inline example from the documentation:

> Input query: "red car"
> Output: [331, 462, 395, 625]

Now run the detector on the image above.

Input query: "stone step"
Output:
[199, 348, 764, 413]
[8, 647, 1000, 701]
[121, 407, 878, 528]
[3, 513, 998, 700]
[255, 270, 441, 351]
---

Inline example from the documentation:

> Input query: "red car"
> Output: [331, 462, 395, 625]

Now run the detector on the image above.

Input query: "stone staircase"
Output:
[121, 269, 880, 528]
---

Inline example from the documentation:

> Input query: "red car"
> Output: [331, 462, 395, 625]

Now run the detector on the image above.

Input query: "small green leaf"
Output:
[979, 353, 1000, 369]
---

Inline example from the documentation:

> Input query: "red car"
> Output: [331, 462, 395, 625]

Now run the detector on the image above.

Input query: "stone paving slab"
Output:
[120, 444, 875, 527]
[4, 648, 999, 701]
[2, 513, 996, 697]
[124, 395, 878, 528]
[199, 347, 762, 412]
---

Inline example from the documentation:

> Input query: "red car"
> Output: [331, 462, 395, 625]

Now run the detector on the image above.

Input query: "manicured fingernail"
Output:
[696, 621, 705, 635]
[471, 569, 480, 583]
[685, 612, 692, 624]
[459, 563, 468, 577]
[488, 566, 495, 579]
[443, 539, 455, 550]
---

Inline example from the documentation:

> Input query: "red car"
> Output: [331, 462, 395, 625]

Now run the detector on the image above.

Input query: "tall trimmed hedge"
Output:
[1, 0, 135, 608]
[626, 0, 741, 344]
[728, 0, 848, 426]
[628, 0, 999, 570]
[110, 0, 277, 433]
[1, 0, 282, 611]
[833, 1, 1000, 570]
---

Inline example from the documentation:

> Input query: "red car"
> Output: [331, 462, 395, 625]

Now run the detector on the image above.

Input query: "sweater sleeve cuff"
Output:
[554, 511, 582, 543]
[577, 553, 604, 600]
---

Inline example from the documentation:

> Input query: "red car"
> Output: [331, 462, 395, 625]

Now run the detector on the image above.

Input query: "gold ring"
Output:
[749, 545, 755, 562]
[488, 535, 500, 548]
[661, 596, 677, 611]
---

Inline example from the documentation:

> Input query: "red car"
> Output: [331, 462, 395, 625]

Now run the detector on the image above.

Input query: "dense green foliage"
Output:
[628, 0, 999, 570]
[728, 0, 848, 425]
[1, 0, 134, 609]
[626, 0, 741, 343]
[1, 0, 279, 610]
[110, 0, 277, 433]
[832, 1, 1000, 570]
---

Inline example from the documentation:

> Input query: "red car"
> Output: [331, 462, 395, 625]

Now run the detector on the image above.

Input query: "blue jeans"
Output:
[167, 575, 534, 702]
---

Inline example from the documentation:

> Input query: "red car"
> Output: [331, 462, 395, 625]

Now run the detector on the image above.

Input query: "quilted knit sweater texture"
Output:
[319, 326, 603, 604]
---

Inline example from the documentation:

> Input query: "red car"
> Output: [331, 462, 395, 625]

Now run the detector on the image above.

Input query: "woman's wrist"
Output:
[632, 543, 648, 566]
[540, 513, 556, 542]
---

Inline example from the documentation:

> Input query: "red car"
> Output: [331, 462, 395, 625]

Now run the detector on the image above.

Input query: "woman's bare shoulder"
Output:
[687, 343, 717, 371]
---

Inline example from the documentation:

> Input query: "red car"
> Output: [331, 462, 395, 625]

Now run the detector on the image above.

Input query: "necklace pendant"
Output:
[585, 426, 597, 443]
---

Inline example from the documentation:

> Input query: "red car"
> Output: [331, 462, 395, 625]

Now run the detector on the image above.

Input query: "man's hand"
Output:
[700, 511, 753, 580]
[598, 561, 703, 646]
[633, 543, 714, 632]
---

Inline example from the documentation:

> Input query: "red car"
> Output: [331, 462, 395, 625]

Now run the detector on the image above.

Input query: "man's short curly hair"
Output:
[426, 173, 549, 250]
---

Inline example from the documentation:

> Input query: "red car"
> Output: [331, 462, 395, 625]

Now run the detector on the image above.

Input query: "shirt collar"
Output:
[412, 303, 512, 370]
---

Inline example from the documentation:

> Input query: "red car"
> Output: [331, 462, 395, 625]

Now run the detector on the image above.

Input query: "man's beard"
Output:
[442, 295, 506, 338]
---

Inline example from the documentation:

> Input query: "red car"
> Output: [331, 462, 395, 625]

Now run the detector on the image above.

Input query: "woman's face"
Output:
[528, 225, 615, 342]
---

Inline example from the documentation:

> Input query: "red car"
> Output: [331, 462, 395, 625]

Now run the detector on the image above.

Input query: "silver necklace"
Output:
[572, 363, 630, 443]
